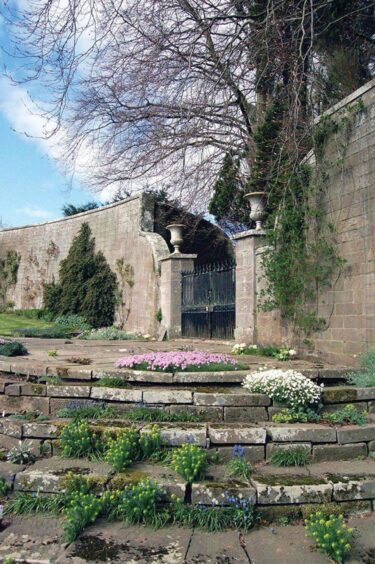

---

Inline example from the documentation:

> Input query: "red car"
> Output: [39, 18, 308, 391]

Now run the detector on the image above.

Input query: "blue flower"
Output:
[232, 444, 245, 459]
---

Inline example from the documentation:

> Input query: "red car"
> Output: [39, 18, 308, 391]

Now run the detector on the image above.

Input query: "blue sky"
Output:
[0, 8, 98, 228]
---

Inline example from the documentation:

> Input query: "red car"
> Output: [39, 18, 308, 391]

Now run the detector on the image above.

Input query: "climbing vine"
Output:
[0, 250, 21, 305]
[258, 100, 365, 336]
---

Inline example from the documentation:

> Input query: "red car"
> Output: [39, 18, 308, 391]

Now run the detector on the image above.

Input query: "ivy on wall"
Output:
[258, 100, 365, 337]
[0, 250, 21, 305]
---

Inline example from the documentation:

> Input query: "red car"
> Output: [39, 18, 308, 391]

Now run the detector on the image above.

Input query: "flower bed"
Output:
[115, 351, 244, 372]
[242, 369, 322, 408]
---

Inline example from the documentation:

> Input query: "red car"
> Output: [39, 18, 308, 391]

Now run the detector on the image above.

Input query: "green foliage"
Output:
[347, 349, 375, 387]
[43, 223, 117, 328]
[227, 457, 251, 480]
[139, 425, 162, 459]
[0, 340, 28, 356]
[59, 420, 103, 458]
[47, 349, 58, 357]
[12, 308, 55, 321]
[272, 407, 321, 424]
[123, 406, 201, 423]
[155, 308, 163, 323]
[9, 411, 48, 422]
[208, 152, 250, 227]
[170, 444, 207, 482]
[56, 403, 118, 420]
[62, 202, 100, 216]
[13, 327, 72, 339]
[63, 491, 101, 542]
[104, 428, 140, 471]
[233, 343, 296, 360]
[131, 361, 248, 373]
[0, 250, 21, 302]
[324, 405, 368, 426]
[0, 476, 9, 496]
[5, 492, 64, 515]
[7, 441, 37, 466]
[171, 496, 255, 532]
[80, 327, 136, 340]
[55, 314, 92, 332]
[305, 512, 354, 563]
[115, 479, 165, 525]
[93, 377, 129, 388]
[270, 447, 311, 467]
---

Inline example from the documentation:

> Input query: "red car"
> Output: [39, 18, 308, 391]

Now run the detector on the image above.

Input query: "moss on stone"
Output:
[301, 500, 371, 519]
[252, 474, 327, 486]
[323, 387, 358, 403]
[325, 473, 375, 484]
[109, 471, 148, 489]
[256, 504, 302, 524]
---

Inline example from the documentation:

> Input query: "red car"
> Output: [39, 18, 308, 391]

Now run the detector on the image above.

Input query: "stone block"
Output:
[213, 445, 265, 463]
[91, 386, 142, 403]
[46, 366, 92, 380]
[5, 384, 21, 396]
[192, 481, 256, 506]
[11, 363, 47, 377]
[23, 423, 59, 439]
[194, 392, 270, 407]
[0, 460, 25, 487]
[141, 423, 207, 447]
[312, 443, 367, 462]
[20, 383, 47, 397]
[143, 389, 193, 405]
[47, 385, 90, 398]
[0, 419, 23, 438]
[267, 425, 337, 443]
[49, 397, 94, 416]
[322, 387, 359, 404]
[174, 371, 247, 384]
[321, 402, 368, 414]
[224, 407, 268, 423]
[369, 440, 375, 452]
[266, 443, 311, 460]
[0, 361, 11, 373]
[356, 387, 375, 400]
[103, 369, 174, 384]
[208, 425, 266, 445]
[0, 395, 50, 415]
[251, 475, 332, 505]
[169, 405, 224, 422]
[333, 476, 375, 501]
[337, 425, 375, 444]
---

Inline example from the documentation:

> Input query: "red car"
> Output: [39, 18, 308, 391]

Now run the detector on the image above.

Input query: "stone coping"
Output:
[3, 457, 375, 511]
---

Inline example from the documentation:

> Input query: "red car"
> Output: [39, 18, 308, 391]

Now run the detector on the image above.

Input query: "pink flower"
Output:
[115, 351, 238, 371]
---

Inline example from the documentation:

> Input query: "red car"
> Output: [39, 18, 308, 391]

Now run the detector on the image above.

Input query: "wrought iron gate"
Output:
[181, 259, 236, 339]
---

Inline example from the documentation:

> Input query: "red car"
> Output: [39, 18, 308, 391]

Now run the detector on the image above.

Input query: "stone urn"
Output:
[167, 223, 184, 254]
[245, 191, 267, 230]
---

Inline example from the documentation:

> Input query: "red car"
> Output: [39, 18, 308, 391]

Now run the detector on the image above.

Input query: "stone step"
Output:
[5, 458, 375, 521]
[1, 418, 375, 463]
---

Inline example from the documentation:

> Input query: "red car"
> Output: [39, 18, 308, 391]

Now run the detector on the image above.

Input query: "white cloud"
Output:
[16, 206, 56, 220]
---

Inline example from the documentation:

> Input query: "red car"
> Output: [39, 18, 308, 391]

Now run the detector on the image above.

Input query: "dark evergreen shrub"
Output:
[0, 341, 28, 356]
[43, 223, 117, 328]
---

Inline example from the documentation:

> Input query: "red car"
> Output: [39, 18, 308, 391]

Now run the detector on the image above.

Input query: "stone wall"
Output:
[0, 194, 169, 334]
[254, 79, 375, 364]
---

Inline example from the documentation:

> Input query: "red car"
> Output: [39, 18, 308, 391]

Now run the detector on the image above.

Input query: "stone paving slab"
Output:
[186, 530, 249, 563]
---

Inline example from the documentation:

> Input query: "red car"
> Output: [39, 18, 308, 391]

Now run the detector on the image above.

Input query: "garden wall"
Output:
[0, 194, 169, 334]
[256, 79, 375, 364]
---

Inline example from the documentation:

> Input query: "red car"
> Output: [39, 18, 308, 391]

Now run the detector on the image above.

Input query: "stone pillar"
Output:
[160, 254, 197, 338]
[233, 229, 266, 343]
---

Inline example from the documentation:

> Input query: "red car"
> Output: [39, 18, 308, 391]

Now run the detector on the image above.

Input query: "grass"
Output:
[270, 447, 311, 467]
[0, 313, 55, 337]
[124, 406, 202, 422]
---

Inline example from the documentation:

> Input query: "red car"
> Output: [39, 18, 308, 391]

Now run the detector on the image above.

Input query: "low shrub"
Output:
[63, 491, 101, 542]
[116, 351, 242, 372]
[12, 308, 55, 321]
[346, 349, 375, 388]
[272, 407, 321, 424]
[305, 512, 354, 563]
[13, 327, 72, 339]
[104, 428, 140, 471]
[270, 446, 311, 467]
[7, 441, 36, 464]
[0, 476, 9, 496]
[170, 444, 207, 482]
[93, 377, 129, 388]
[47, 349, 58, 357]
[80, 327, 136, 340]
[0, 340, 28, 356]
[323, 404, 368, 426]
[59, 420, 103, 458]
[227, 445, 251, 480]
[242, 369, 322, 409]
[232, 343, 297, 360]
[55, 314, 92, 332]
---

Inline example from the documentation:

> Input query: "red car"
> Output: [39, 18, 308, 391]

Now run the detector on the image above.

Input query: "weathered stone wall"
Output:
[0, 194, 169, 334]
[256, 79, 375, 364]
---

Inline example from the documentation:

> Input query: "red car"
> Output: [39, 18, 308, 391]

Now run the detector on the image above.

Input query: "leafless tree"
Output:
[2, 0, 374, 207]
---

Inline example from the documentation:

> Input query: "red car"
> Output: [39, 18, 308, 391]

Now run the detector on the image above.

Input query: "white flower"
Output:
[288, 349, 296, 356]
[250, 344, 258, 349]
